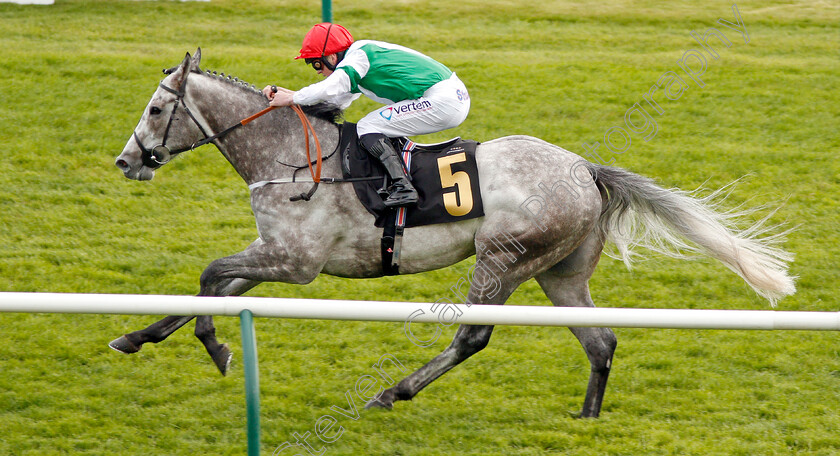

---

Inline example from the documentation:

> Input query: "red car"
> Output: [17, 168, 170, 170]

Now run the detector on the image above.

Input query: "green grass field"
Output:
[1, 0, 838, 454]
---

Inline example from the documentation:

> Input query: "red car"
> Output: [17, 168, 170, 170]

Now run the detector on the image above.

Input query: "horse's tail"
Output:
[585, 162, 796, 306]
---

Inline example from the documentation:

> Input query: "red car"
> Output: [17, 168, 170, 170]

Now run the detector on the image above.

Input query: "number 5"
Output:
[437, 152, 474, 217]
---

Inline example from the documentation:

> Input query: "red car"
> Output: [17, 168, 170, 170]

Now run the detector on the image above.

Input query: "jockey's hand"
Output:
[269, 89, 295, 108]
[261, 85, 276, 100]
[262, 85, 296, 107]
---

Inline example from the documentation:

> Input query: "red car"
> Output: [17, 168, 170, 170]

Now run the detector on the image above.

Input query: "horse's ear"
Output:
[192, 48, 202, 68]
[163, 52, 194, 86]
[181, 51, 193, 72]
[163, 52, 192, 75]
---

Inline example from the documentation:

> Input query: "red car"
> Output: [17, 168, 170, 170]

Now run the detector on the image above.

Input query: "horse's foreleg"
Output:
[194, 237, 320, 373]
[109, 315, 195, 354]
[110, 314, 234, 376]
[109, 275, 259, 375]
[194, 277, 261, 376]
[195, 315, 232, 375]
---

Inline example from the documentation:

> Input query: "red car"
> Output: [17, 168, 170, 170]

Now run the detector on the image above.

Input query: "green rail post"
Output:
[322, 0, 332, 23]
[240, 309, 261, 456]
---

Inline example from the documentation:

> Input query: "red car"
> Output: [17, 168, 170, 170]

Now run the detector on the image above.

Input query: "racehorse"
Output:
[112, 50, 795, 418]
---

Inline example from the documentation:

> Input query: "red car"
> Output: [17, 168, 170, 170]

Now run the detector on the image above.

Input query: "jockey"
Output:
[264, 23, 471, 207]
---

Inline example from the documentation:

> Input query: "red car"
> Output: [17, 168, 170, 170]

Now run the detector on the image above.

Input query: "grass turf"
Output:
[0, 0, 838, 454]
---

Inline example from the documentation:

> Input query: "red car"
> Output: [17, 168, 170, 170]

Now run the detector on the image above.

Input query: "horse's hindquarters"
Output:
[473, 135, 603, 253]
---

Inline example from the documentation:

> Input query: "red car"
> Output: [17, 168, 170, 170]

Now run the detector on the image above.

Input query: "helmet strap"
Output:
[322, 51, 345, 72]
[320, 23, 333, 57]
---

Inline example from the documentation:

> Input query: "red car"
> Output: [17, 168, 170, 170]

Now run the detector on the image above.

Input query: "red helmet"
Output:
[296, 23, 354, 59]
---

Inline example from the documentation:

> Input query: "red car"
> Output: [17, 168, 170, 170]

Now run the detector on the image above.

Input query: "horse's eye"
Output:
[150, 106, 162, 115]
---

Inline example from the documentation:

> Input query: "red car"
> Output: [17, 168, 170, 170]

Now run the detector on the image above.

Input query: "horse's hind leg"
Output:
[368, 323, 501, 410]
[535, 231, 616, 418]
[368, 226, 533, 409]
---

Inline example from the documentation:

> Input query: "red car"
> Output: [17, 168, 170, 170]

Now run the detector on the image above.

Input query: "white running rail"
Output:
[0, 292, 837, 331]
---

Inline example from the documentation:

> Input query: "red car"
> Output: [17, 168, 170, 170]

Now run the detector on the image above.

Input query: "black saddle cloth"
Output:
[339, 122, 484, 228]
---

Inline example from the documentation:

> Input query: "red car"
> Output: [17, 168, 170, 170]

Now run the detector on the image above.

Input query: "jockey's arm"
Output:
[292, 70, 359, 110]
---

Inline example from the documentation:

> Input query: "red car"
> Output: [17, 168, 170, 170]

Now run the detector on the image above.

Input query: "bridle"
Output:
[134, 75, 324, 174]
[133, 73, 328, 200]
[132, 77, 213, 169]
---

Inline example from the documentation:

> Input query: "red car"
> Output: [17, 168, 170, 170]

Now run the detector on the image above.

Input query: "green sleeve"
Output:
[340, 66, 363, 94]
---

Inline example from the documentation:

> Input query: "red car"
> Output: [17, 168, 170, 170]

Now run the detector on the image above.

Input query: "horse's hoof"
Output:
[364, 398, 393, 410]
[364, 390, 394, 410]
[212, 343, 232, 376]
[109, 335, 141, 354]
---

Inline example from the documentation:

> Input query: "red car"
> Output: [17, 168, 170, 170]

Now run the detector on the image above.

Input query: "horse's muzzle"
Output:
[115, 154, 155, 181]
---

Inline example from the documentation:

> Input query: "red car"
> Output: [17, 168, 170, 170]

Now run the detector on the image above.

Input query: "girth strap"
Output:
[381, 139, 416, 275]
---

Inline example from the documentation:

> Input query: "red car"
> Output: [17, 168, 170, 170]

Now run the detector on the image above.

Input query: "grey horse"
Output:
[112, 50, 795, 418]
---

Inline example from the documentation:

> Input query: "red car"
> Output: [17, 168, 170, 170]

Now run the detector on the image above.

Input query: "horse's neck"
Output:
[186, 74, 341, 184]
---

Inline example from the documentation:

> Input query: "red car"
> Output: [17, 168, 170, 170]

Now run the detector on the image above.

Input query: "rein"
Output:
[133, 82, 288, 168]
[136, 77, 374, 201]
[133, 78, 330, 200]
[210, 104, 325, 194]
[287, 104, 323, 201]
[209, 103, 328, 202]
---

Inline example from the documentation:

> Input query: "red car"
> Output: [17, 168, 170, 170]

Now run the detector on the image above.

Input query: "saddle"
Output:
[339, 122, 484, 228]
[338, 122, 484, 275]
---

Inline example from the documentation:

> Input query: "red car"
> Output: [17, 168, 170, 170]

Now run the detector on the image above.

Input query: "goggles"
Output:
[305, 58, 325, 71]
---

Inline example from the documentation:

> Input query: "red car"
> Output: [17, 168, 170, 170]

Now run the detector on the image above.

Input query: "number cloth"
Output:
[338, 123, 484, 228]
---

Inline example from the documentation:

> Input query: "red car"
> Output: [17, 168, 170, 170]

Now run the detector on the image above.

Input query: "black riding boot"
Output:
[360, 133, 419, 207]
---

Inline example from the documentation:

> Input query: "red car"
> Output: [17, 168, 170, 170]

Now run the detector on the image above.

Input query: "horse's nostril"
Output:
[115, 159, 130, 171]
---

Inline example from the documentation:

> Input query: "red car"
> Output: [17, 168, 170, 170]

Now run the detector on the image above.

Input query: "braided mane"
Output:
[196, 67, 345, 124]
[163, 62, 344, 124]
